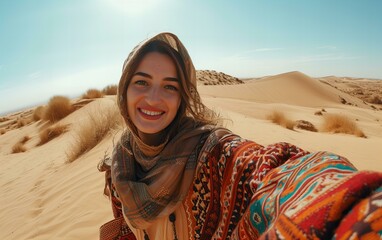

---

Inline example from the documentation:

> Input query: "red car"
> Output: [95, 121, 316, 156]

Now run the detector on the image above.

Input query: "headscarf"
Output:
[117, 32, 198, 155]
[112, 32, 215, 229]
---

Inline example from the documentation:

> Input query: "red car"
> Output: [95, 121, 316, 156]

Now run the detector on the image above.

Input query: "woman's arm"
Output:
[187, 130, 308, 239]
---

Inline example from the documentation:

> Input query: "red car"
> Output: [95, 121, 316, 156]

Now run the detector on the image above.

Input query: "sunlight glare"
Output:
[107, 0, 163, 16]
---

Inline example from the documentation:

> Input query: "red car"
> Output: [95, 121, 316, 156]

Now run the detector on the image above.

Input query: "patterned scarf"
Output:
[111, 118, 214, 229]
[112, 32, 215, 229]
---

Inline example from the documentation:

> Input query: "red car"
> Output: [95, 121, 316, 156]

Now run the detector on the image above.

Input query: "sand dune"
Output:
[0, 98, 118, 239]
[317, 76, 382, 108]
[199, 71, 374, 109]
[0, 71, 381, 239]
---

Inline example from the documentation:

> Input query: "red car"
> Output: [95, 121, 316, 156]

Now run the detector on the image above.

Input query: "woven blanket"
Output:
[233, 151, 382, 239]
[99, 137, 382, 239]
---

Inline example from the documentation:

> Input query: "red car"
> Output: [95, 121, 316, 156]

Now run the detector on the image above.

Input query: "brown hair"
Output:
[118, 34, 217, 136]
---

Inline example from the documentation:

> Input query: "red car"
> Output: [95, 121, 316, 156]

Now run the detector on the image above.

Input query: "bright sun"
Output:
[107, 0, 162, 16]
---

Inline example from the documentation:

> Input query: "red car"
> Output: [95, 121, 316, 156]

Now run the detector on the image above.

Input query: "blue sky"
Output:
[1, 0, 382, 114]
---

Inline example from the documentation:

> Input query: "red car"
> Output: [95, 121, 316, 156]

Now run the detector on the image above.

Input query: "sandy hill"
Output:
[317, 76, 382, 108]
[199, 71, 375, 109]
[0, 97, 121, 239]
[1, 71, 382, 239]
[196, 70, 243, 85]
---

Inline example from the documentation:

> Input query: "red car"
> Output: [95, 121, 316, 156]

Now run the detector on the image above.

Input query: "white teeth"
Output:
[141, 109, 163, 116]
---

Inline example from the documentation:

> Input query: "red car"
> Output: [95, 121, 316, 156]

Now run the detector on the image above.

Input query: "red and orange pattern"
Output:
[99, 132, 382, 239]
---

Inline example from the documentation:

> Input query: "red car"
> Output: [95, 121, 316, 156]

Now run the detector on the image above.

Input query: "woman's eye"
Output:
[134, 80, 147, 86]
[164, 85, 178, 91]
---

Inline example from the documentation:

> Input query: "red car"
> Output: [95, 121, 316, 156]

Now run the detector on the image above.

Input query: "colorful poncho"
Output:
[99, 130, 382, 239]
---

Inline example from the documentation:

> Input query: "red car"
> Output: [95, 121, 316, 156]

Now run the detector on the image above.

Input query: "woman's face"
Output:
[127, 52, 181, 134]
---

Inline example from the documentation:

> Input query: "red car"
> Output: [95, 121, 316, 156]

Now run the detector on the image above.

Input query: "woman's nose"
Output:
[145, 86, 161, 104]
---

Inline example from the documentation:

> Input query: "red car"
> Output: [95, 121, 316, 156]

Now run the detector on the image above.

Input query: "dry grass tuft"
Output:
[267, 110, 295, 130]
[11, 136, 30, 153]
[33, 106, 45, 121]
[368, 95, 382, 104]
[20, 135, 31, 144]
[12, 143, 26, 153]
[102, 85, 118, 95]
[43, 96, 74, 123]
[16, 118, 27, 128]
[38, 124, 69, 146]
[66, 103, 122, 162]
[82, 89, 104, 99]
[321, 113, 366, 138]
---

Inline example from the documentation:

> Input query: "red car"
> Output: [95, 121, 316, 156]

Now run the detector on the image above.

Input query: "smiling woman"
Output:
[127, 52, 181, 143]
[97, 32, 382, 240]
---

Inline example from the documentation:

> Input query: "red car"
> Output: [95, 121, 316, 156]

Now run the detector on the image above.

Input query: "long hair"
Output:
[118, 33, 218, 136]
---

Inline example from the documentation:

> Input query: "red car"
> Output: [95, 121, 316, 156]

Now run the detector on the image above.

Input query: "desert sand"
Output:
[1, 71, 381, 239]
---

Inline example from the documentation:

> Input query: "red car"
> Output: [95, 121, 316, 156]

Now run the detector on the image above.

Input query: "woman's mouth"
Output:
[139, 108, 164, 120]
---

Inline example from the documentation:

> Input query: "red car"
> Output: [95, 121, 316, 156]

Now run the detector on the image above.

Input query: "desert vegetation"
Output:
[12, 143, 26, 153]
[0, 129, 6, 135]
[321, 113, 366, 138]
[66, 103, 122, 162]
[368, 95, 382, 104]
[33, 106, 45, 121]
[267, 110, 295, 130]
[267, 110, 365, 137]
[43, 96, 74, 123]
[20, 136, 30, 144]
[38, 124, 69, 146]
[17, 118, 28, 128]
[82, 89, 104, 99]
[102, 84, 118, 95]
[11, 135, 30, 153]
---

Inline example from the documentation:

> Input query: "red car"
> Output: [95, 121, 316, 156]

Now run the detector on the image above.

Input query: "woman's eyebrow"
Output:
[134, 71, 179, 82]
[133, 72, 179, 82]
[164, 77, 179, 82]
[133, 72, 152, 78]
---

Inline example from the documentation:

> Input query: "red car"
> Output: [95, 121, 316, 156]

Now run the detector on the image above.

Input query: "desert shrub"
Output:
[0, 129, 6, 135]
[102, 84, 118, 95]
[20, 135, 31, 144]
[38, 124, 69, 146]
[82, 89, 104, 99]
[11, 135, 31, 153]
[368, 95, 382, 104]
[295, 120, 317, 132]
[12, 142, 26, 153]
[267, 110, 295, 130]
[66, 103, 122, 162]
[33, 106, 45, 121]
[321, 114, 366, 138]
[43, 96, 73, 123]
[16, 118, 27, 128]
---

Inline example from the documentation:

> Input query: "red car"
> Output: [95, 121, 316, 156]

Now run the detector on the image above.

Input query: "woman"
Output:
[98, 32, 382, 240]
